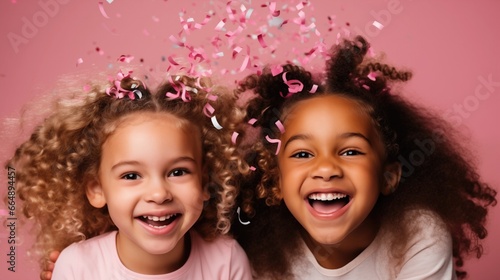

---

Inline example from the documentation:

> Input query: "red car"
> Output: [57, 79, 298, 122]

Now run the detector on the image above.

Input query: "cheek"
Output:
[178, 186, 206, 210]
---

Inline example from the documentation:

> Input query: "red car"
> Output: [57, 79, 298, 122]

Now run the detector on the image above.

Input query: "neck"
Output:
[302, 216, 379, 269]
[116, 232, 190, 275]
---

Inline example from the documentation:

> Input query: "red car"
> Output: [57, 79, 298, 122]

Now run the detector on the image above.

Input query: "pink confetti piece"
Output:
[248, 118, 257, 125]
[83, 84, 91, 92]
[271, 65, 284, 76]
[215, 19, 227, 30]
[269, 2, 280, 17]
[168, 55, 180, 66]
[95, 47, 105, 56]
[257, 34, 268, 48]
[275, 120, 285, 134]
[117, 55, 134, 63]
[166, 77, 191, 102]
[169, 35, 185, 47]
[203, 103, 215, 117]
[98, 2, 110, 19]
[309, 84, 318, 93]
[265, 135, 281, 155]
[207, 93, 218, 101]
[249, 166, 256, 171]
[368, 47, 376, 58]
[231, 131, 239, 144]
[372, 21, 384, 30]
[280, 72, 304, 98]
[226, 1, 237, 21]
[239, 55, 250, 72]
[76, 58, 83, 66]
[367, 72, 377, 81]
[232, 46, 243, 59]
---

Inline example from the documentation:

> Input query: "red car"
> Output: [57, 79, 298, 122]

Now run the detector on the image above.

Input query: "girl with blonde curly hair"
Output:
[7, 71, 251, 279]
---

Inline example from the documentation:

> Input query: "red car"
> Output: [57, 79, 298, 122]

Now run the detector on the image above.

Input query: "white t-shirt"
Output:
[52, 230, 252, 280]
[291, 211, 456, 280]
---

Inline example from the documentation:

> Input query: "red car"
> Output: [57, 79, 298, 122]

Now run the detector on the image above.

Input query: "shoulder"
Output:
[392, 210, 456, 279]
[191, 231, 247, 259]
[58, 231, 116, 258]
[189, 231, 252, 280]
[405, 209, 451, 246]
[52, 231, 119, 278]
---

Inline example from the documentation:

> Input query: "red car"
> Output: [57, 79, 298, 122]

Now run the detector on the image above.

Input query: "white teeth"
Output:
[148, 224, 167, 229]
[308, 193, 347, 201]
[142, 214, 176, 221]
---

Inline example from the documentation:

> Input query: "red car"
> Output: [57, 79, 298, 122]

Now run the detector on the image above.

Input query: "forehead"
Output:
[282, 95, 382, 145]
[102, 112, 203, 160]
[107, 112, 202, 148]
[284, 95, 372, 128]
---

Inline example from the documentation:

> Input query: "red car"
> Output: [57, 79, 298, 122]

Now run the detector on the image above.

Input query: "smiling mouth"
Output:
[307, 193, 350, 214]
[137, 214, 180, 229]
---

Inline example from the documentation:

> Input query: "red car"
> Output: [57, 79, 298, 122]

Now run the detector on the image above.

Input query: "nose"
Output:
[145, 178, 173, 204]
[311, 155, 342, 181]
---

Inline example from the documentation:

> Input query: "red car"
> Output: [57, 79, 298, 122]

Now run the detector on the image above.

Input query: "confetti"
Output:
[309, 84, 318, 93]
[275, 120, 285, 134]
[211, 116, 223, 130]
[203, 103, 215, 117]
[372, 21, 384, 30]
[265, 135, 281, 155]
[271, 64, 284, 76]
[76, 58, 83, 66]
[280, 72, 304, 98]
[367, 72, 377, 81]
[237, 207, 250, 225]
[257, 34, 268, 48]
[117, 55, 134, 63]
[98, 2, 110, 19]
[231, 131, 239, 144]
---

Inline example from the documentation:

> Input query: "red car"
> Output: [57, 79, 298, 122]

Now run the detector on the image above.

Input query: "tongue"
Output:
[311, 200, 345, 214]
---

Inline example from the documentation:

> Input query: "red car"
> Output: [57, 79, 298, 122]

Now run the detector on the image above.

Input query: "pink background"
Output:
[1, 0, 499, 279]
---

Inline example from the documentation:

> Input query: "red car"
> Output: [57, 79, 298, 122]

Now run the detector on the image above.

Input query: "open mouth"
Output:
[137, 214, 180, 229]
[307, 193, 350, 214]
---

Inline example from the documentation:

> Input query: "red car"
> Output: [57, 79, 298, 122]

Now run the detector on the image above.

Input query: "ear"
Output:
[381, 161, 402, 196]
[85, 177, 107, 208]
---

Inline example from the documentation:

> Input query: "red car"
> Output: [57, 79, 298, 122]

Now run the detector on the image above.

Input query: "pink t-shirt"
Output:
[52, 230, 252, 280]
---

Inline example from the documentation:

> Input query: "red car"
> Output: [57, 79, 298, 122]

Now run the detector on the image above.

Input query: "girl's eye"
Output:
[169, 169, 189, 177]
[122, 173, 140, 180]
[291, 151, 313, 158]
[341, 150, 363, 156]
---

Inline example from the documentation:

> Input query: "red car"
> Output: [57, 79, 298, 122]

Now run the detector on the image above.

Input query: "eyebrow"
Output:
[340, 132, 372, 145]
[283, 132, 371, 149]
[111, 157, 197, 171]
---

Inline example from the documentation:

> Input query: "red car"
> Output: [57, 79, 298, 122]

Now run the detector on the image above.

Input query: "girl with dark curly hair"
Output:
[7, 71, 251, 279]
[233, 36, 497, 279]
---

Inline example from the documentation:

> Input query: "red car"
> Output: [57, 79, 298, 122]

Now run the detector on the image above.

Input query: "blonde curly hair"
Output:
[6, 72, 246, 269]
